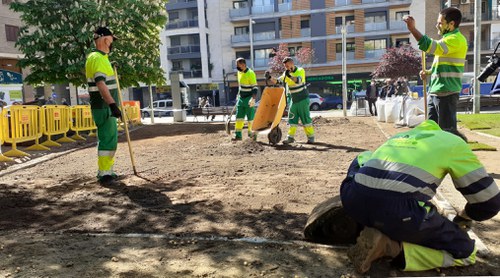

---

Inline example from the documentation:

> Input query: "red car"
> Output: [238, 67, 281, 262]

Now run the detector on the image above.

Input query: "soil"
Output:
[0, 116, 499, 277]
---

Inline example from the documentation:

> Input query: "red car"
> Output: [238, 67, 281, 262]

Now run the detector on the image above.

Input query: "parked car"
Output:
[320, 95, 344, 110]
[141, 99, 173, 118]
[309, 93, 324, 111]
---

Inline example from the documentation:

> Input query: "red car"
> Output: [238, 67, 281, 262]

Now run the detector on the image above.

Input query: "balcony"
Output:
[230, 7, 250, 18]
[167, 45, 201, 55]
[182, 70, 203, 78]
[166, 19, 198, 30]
[278, 2, 292, 12]
[365, 49, 386, 59]
[166, 0, 197, 10]
[335, 25, 355, 34]
[335, 52, 355, 60]
[335, 0, 352, 6]
[389, 20, 407, 30]
[252, 5, 274, 14]
[301, 28, 311, 37]
[365, 22, 387, 31]
[231, 34, 250, 43]
[468, 39, 500, 51]
[253, 31, 275, 41]
[461, 11, 500, 23]
[362, 0, 386, 3]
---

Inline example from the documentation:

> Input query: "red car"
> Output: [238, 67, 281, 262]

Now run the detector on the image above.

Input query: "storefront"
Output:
[0, 69, 23, 105]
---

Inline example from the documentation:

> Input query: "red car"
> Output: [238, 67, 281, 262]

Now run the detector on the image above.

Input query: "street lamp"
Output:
[249, 18, 256, 69]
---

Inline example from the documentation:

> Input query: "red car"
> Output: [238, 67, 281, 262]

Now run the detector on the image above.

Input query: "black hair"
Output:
[236, 58, 246, 65]
[440, 7, 462, 28]
[282, 57, 294, 64]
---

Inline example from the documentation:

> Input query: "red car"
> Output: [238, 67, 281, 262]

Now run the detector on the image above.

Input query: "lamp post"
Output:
[341, 17, 348, 117]
[249, 18, 255, 69]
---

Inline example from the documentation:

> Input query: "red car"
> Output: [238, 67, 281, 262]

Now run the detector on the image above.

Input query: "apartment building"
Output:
[454, 0, 500, 76]
[0, 0, 25, 104]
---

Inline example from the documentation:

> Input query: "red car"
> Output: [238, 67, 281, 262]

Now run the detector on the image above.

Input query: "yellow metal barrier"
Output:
[71, 105, 97, 141]
[122, 101, 142, 125]
[2, 105, 49, 157]
[42, 105, 76, 147]
[0, 107, 13, 162]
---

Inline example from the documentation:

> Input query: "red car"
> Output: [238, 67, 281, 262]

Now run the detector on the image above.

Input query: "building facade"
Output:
[0, 0, 26, 104]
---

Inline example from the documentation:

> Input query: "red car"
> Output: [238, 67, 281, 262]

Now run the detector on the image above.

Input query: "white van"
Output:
[141, 99, 174, 118]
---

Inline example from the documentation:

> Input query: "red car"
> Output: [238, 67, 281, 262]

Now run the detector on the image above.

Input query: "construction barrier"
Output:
[0, 107, 13, 162]
[1, 105, 49, 157]
[122, 101, 142, 125]
[42, 105, 76, 147]
[71, 105, 97, 141]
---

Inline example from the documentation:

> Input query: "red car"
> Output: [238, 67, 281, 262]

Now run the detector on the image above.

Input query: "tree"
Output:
[10, 0, 168, 88]
[372, 45, 421, 79]
[268, 43, 315, 74]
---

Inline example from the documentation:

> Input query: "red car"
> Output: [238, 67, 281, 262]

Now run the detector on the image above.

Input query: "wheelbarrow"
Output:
[251, 86, 287, 145]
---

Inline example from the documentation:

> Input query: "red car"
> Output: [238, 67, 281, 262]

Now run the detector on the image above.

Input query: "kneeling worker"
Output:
[340, 120, 499, 273]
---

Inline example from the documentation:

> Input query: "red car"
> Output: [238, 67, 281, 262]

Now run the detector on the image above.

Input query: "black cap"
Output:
[94, 27, 118, 40]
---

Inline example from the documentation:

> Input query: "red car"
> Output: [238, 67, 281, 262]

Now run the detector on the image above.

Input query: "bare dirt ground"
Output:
[0, 116, 499, 277]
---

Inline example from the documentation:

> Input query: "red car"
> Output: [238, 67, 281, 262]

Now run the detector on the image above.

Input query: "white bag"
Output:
[376, 98, 385, 122]
[384, 97, 400, 123]
[407, 107, 426, 127]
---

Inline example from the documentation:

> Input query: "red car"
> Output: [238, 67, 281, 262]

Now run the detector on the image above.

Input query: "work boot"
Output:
[282, 137, 295, 145]
[99, 174, 117, 185]
[306, 136, 315, 144]
[347, 227, 402, 274]
[249, 132, 257, 141]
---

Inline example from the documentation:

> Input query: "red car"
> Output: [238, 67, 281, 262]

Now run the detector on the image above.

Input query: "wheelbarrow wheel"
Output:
[268, 126, 282, 145]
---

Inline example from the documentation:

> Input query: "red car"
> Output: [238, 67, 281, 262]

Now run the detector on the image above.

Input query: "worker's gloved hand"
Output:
[265, 71, 271, 80]
[285, 70, 292, 78]
[109, 103, 122, 119]
[453, 211, 473, 230]
[248, 98, 255, 107]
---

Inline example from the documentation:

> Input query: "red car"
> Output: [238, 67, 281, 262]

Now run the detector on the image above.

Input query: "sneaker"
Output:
[282, 137, 295, 145]
[306, 137, 315, 144]
[347, 227, 401, 274]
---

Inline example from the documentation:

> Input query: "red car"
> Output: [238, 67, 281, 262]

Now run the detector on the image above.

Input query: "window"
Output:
[253, 0, 274, 6]
[153, 102, 158, 108]
[300, 20, 310, 29]
[288, 47, 296, 56]
[365, 12, 387, 23]
[254, 48, 273, 59]
[395, 11, 409, 21]
[335, 16, 355, 26]
[166, 101, 173, 107]
[5, 25, 19, 42]
[189, 35, 200, 45]
[169, 11, 179, 21]
[159, 101, 166, 108]
[170, 36, 181, 46]
[235, 26, 249, 35]
[172, 61, 183, 71]
[233, 1, 249, 9]
[336, 43, 355, 53]
[190, 9, 198, 19]
[236, 51, 251, 59]
[364, 39, 387, 50]
[395, 38, 410, 47]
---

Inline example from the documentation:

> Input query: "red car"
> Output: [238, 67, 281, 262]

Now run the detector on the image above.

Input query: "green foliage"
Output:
[11, 0, 168, 88]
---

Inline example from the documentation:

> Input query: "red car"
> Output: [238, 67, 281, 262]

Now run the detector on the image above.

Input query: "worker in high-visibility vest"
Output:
[233, 57, 258, 141]
[340, 120, 499, 273]
[85, 27, 122, 184]
[266, 57, 314, 144]
[404, 7, 467, 139]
